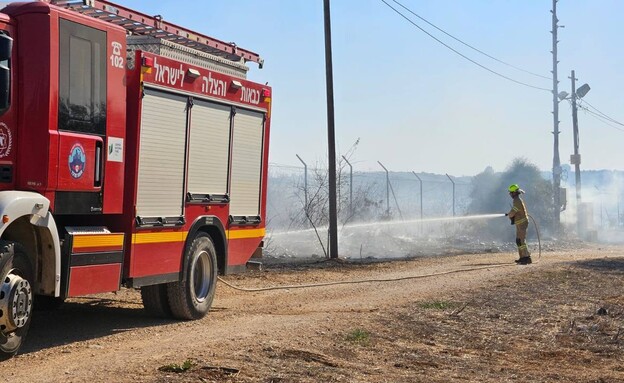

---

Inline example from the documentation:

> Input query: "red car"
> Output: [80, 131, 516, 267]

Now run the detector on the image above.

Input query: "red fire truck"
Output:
[0, 0, 271, 359]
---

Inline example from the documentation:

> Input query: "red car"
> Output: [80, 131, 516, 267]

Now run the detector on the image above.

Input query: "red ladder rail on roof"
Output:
[45, 0, 264, 68]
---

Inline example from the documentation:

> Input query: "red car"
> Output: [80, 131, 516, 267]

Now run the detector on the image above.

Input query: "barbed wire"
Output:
[269, 163, 471, 185]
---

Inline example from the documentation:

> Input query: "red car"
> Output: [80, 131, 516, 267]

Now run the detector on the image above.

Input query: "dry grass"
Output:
[154, 257, 624, 382]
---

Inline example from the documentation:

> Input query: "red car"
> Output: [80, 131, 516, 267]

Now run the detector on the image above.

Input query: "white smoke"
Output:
[561, 170, 624, 243]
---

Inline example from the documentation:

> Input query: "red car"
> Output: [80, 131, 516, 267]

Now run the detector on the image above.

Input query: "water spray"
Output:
[268, 213, 509, 237]
[266, 213, 541, 263]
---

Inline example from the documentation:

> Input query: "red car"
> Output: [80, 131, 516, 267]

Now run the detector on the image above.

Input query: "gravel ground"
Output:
[2, 244, 623, 382]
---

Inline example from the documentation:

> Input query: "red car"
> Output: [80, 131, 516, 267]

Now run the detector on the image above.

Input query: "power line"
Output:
[391, 0, 551, 80]
[577, 104, 622, 129]
[379, 0, 551, 92]
[579, 99, 624, 127]
[578, 105, 624, 133]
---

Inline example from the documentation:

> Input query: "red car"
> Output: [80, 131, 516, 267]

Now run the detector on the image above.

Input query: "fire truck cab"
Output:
[0, 0, 270, 359]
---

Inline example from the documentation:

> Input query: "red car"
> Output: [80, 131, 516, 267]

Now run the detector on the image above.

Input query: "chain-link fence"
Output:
[265, 163, 486, 259]
[265, 163, 624, 259]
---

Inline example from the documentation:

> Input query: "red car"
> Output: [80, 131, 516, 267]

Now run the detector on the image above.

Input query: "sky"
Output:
[122, 0, 624, 177]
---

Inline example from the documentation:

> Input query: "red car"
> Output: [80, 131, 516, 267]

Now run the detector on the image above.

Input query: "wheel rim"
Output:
[0, 269, 33, 334]
[190, 250, 212, 303]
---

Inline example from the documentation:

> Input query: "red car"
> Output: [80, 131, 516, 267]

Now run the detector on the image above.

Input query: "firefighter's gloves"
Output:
[504, 213, 514, 224]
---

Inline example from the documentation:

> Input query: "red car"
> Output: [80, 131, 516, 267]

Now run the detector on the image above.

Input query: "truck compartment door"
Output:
[187, 100, 231, 202]
[136, 89, 187, 224]
[229, 109, 265, 221]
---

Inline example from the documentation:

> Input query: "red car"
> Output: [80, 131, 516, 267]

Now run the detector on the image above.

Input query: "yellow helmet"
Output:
[508, 184, 524, 193]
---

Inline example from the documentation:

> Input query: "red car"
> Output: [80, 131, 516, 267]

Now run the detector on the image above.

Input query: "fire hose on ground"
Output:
[528, 214, 542, 261]
[218, 213, 542, 292]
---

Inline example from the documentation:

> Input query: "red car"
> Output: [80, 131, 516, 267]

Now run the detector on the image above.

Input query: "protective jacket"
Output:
[507, 195, 527, 225]
[508, 194, 529, 258]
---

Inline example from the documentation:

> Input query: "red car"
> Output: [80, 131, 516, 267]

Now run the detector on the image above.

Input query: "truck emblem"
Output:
[0, 122, 12, 158]
[68, 143, 86, 179]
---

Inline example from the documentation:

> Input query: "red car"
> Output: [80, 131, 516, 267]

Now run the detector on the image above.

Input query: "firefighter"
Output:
[505, 184, 532, 265]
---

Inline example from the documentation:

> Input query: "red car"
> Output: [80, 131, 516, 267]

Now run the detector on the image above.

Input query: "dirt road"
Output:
[2, 245, 624, 382]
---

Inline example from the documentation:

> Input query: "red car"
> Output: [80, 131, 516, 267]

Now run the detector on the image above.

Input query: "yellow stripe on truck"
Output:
[129, 228, 266, 244]
[132, 231, 188, 244]
[227, 228, 266, 240]
[73, 234, 125, 249]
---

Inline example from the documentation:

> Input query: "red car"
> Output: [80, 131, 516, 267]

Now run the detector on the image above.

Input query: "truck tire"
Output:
[167, 233, 217, 320]
[140, 284, 172, 318]
[0, 241, 34, 361]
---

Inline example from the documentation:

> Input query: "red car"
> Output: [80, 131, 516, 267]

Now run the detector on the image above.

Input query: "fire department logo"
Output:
[0, 122, 12, 159]
[68, 143, 86, 179]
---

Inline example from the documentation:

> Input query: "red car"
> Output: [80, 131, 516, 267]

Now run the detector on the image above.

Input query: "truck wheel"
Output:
[167, 233, 217, 320]
[140, 284, 172, 318]
[0, 242, 34, 361]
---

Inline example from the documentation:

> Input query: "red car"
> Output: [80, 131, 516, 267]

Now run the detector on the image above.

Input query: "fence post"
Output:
[378, 161, 390, 217]
[412, 171, 423, 221]
[296, 154, 308, 213]
[446, 173, 455, 217]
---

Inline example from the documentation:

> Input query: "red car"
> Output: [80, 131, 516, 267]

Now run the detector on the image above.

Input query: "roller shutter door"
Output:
[188, 101, 231, 195]
[229, 109, 265, 217]
[136, 89, 187, 218]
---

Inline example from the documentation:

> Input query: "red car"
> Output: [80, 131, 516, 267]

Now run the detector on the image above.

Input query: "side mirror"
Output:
[0, 33, 12, 61]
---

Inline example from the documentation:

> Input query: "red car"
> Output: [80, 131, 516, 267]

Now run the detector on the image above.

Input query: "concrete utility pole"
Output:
[323, 0, 338, 259]
[551, 0, 562, 230]
[566, 70, 590, 236]
[570, 70, 581, 206]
